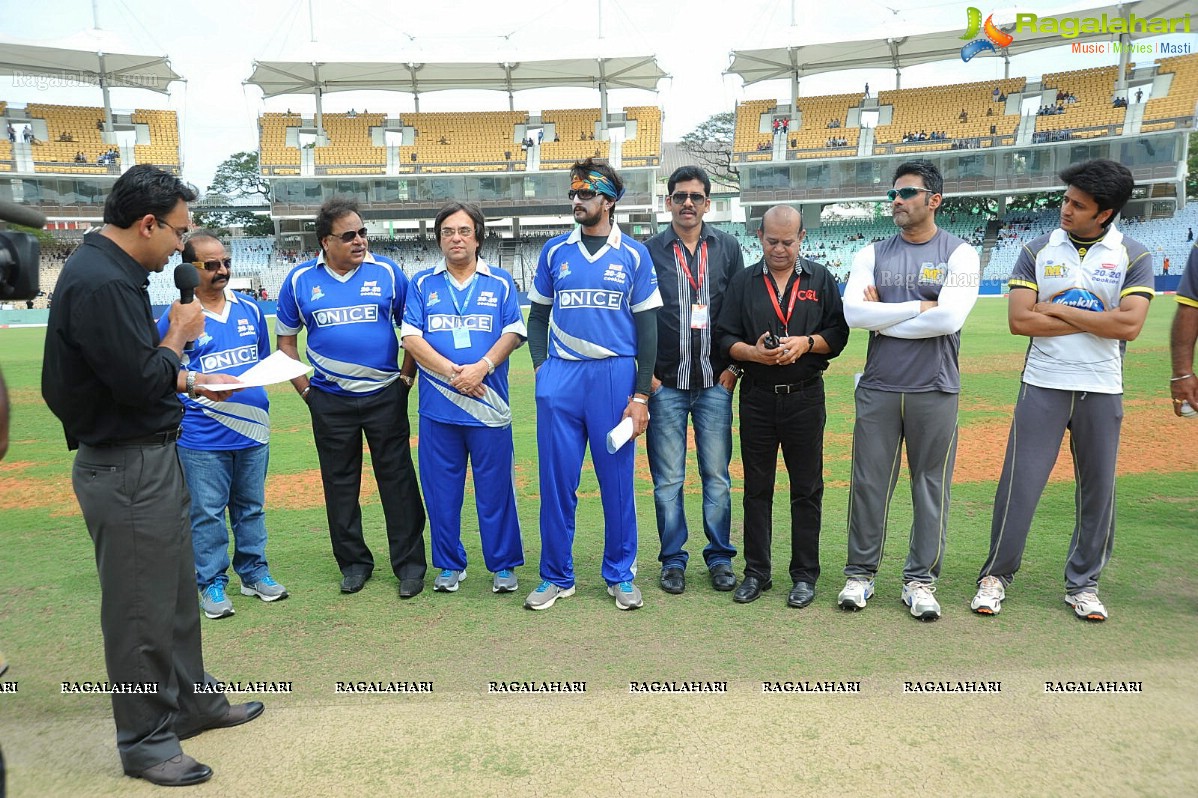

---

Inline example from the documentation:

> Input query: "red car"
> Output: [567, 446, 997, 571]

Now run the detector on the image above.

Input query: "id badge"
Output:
[690, 304, 709, 329]
[452, 327, 471, 349]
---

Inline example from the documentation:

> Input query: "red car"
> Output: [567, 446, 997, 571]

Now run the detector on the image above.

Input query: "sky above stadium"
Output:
[1, 0, 1194, 189]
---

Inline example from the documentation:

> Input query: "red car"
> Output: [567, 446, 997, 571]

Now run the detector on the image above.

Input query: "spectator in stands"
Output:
[790, 137, 797, 148]
[990, 124, 997, 135]
[275, 196, 427, 598]
[971, 159, 1154, 623]
[6, 123, 15, 142]
[773, 119, 781, 134]
[644, 165, 744, 597]
[588, 132, 595, 140]
[986, 107, 994, 117]
[524, 157, 660, 612]
[161, 232, 287, 621]
[1163, 256, 1170, 275]
[96, 118, 103, 131]
[22, 127, 34, 144]
[579, 132, 586, 140]
[864, 82, 870, 98]
[347, 109, 357, 118]
[1135, 88, 1143, 103]
[1187, 227, 1193, 242]
[993, 87, 1001, 101]
[998, 92, 1007, 102]
[782, 118, 790, 133]
[838, 159, 980, 620]
[74, 151, 86, 163]
[401, 201, 527, 597]
[58, 132, 73, 142]
[959, 109, 968, 122]
[438, 136, 448, 145]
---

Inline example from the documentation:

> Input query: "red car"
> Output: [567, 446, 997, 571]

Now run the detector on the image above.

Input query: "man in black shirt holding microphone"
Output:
[42, 165, 262, 787]
[716, 205, 848, 607]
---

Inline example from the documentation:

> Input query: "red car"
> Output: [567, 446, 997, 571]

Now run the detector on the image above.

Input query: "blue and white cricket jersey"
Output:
[401, 259, 527, 427]
[276, 252, 407, 396]
[1009, 224, 1154, 394]
[157, 289, 270, 449]
[528, 225, 662, 360]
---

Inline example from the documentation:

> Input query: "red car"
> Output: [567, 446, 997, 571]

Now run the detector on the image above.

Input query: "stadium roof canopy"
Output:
[245, 56, 667, 98]
[727, 0, 1192, 85]
[0, 29, 181, 94]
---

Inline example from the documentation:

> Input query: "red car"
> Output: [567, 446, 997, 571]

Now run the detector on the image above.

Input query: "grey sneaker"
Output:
[607, 580, 644, 610]
[240, 575, 288, 602]
[524, 580, 575, 610]
[433, 569, 466, 592]
[200, 583, 234, 619]
[492, 569, 518, 593]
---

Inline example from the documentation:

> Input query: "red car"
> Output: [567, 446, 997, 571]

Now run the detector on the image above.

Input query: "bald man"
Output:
[715, 205, 849, 607]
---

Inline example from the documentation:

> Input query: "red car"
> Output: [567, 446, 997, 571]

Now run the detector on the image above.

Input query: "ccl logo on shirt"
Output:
[314, 305, 379, 327]
[237, 318, 257, 338]
[200, 345, 258, 372]
[428, 314, 494, 332]
[360, 280, 382, 298]
[477, 291, 499, 308]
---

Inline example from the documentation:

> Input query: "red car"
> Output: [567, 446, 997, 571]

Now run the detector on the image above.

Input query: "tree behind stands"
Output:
[680, 112, 739, 191]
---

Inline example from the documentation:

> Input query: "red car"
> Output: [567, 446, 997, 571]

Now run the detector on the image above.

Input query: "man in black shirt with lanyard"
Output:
[716, 205, 849, 607]
[42, 165, 262, 787]
[644, 166, 744, 595]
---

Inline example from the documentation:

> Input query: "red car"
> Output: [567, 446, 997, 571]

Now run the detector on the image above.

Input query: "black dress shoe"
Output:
[733, 575, 772, 603]
[178, 701, 265, 740]
[709, 563, 737, 592]
[787, 580, 816, 608]
[340, 571, 370, 593]
[126, 754, 213, 787]
[398, 577, 424, 598]
[660, 567, 685, 594]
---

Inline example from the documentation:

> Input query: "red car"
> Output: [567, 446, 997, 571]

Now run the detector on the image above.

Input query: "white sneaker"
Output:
[837, 577, 875, 610]
[902, 581, 941, 620]
[971, 576, 1005, 615]
[1065, 591, 1108, 621]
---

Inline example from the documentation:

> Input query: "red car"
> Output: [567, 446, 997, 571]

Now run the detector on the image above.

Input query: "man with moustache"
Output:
[644, 165, 744, 595]
[158, 232, 287, 620]
[42, 165, 260, 787]
[526, 158, 662, 611]
[401, 202, 527, 594]
[837, 160, 980, 621]
[972, 159, 1154, 622]
[277, 196, 427, 598]
[715, 205, 848, 607]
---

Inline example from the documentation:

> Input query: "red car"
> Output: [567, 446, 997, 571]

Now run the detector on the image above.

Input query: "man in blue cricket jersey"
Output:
[276, 196, 427, 598]
[526, 158, 662, 611]
[401, 202, 527, 594]
[160, 232, 287, 620]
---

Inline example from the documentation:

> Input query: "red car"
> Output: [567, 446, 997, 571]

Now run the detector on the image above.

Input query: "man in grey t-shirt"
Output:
[838, 160, 980, 620]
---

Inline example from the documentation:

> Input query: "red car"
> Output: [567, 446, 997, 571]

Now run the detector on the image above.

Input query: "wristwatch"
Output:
[399, 374, 415, 388]
[726, 364, 744, 378]
[805, 336, 815, 352]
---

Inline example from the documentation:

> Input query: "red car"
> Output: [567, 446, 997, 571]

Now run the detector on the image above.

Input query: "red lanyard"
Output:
[763, 270, 800, 330]
[673, 240, 707, 296]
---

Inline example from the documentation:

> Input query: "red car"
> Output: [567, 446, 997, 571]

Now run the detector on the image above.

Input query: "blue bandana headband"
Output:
[572, 170, 625, 201]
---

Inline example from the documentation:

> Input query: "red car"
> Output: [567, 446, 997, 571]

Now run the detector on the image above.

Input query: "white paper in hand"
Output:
[606, 417, 635, 454]
[195, 350, 313, 390]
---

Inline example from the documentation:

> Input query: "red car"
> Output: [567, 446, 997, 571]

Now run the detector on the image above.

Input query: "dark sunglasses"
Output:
[567, 189, 598, 201]
[191, 258, 232, 272]
[886, 187, 935, 201]
[670, 191, 707, 205]
[330, 227, 368, 243]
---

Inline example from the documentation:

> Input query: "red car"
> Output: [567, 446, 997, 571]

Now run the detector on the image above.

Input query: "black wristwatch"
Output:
[805, 335, 815, 352]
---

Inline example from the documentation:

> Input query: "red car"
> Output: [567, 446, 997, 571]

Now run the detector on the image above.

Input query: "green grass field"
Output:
[1, 297, 1196, 796]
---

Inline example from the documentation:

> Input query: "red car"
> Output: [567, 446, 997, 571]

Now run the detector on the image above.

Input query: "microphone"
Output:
[0, 200, 48, 229]
[174, 263, 199, 303]
[174, 264, 200, 352]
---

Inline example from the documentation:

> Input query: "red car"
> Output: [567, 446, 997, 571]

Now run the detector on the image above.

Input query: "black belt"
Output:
[94, 428, 182, 447]
[746, 374, 822, 394]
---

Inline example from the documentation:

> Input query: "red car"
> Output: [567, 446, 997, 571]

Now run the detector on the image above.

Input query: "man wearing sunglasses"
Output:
[973, 159, 1153, 622]
[42, 165, 256, 787]
[276, 196, 427, 599]
[157, 232, 287, 621]
[643, 166, 744, 596]
[526, 158, 662, 611]
[838, 160, 980, 621]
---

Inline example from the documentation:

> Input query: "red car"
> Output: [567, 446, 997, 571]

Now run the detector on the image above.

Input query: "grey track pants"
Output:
[845, 388, 959, 585]
[978, 382, 1122, 594]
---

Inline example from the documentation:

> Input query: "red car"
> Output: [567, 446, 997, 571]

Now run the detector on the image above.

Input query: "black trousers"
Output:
[308, 379, 427, 580]
[738, 377, 826, 584]
[73, 441, 229, 772]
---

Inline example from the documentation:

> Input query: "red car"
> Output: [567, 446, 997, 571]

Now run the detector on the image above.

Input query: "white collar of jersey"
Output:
[315, 250, 380, 280]
[199, 287, 238, 324]
[1049, 222, 1122, 251]
[566, 223, 623, 249]
[433, 258, 492, 278]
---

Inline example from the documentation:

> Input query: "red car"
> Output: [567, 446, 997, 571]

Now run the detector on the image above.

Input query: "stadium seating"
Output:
[873, 77, 1026, 148]
[621, 105, 662, 167]
[131, 109, 181, 168]
[397, 110, 529, 173]
[259, 111, 302, 173]
[1036, 66, 1124, 136]
[731, 99, 776, 160]
[0, 100, 9, 171]
[1143, 53, 1198, 130]
[540, 108, 608, 168]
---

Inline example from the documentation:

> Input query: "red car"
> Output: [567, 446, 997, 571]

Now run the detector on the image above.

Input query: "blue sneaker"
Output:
[200, 583, 234, 619]
[492, 569, 518, 593]
[241, 575, 288, 602]
[607, 580, 644, 610]
[433, 569, 466, 592]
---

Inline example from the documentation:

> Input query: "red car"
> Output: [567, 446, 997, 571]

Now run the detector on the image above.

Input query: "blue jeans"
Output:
[177, 444, 271, 590]
[646, 384, 736, 571]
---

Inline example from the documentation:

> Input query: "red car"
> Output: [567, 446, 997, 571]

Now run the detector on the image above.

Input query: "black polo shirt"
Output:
[644, 222, 744, 388]
[715, 257, 849, 385]
[42, 233, 183, 449]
